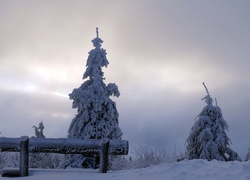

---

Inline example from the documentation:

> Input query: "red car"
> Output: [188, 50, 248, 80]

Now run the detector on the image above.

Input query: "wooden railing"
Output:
[0, 136, 129, 177]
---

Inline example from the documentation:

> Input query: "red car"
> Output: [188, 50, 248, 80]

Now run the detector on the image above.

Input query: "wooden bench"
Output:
[0, 136, 129, 177]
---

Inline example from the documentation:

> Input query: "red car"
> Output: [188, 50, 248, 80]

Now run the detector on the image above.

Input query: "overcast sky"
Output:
[1, 0, 250, 158]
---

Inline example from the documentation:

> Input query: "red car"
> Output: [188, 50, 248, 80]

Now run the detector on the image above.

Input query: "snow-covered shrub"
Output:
[30, 152, 63, 169]
[132, 145, 170, 168]
[132, 145, 184, 168]
[0, 152, 63, 170]
[110, 145, 184, 170]
[51, 154, 64, 169]
[2, 152, 19, 168]
[29, 152, 53, 169]
[62, 28, 122, 168]
[185, 83, 241, 161]
[0, 152, 7, 169]
[110, 156, 133, 170]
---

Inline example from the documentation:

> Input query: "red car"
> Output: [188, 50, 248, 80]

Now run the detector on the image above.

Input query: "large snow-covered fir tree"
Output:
[62, 28, 122, 168]
[185, 83, 241, 161]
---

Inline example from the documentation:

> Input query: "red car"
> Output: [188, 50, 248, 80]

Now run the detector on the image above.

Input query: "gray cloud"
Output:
[0, 89, 72, 137]
[0, 0, 250, 158]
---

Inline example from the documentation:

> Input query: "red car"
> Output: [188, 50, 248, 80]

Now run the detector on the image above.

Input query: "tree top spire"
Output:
[96, 27, 99, 38]
[92, 27, 103, 48]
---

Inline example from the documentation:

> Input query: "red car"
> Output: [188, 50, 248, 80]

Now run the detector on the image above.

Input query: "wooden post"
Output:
[19, 136, 29, 177]
[99, 138, 109, 173]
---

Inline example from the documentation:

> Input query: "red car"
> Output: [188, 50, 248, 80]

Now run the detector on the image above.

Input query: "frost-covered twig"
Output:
[202, 82, 210, 96]
[215, 98, 218, 107]
[201, 82, 213, 105]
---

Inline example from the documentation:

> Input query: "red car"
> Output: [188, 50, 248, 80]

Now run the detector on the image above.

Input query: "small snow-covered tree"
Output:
[185, 83, 241, 161]
[62, 28, 122, 168]
[32, 121, 45, 138]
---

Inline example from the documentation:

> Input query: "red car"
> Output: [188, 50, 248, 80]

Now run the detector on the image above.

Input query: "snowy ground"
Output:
[1, 159, 250, 180]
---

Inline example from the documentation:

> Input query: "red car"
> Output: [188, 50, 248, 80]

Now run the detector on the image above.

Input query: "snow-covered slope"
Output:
[2, 159, 250, 180]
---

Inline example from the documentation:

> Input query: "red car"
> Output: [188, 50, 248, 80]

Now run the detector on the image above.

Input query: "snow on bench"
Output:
[0, 136, 129, 177]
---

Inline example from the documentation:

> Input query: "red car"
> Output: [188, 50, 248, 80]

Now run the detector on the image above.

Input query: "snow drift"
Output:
[2, 159, 250, 180]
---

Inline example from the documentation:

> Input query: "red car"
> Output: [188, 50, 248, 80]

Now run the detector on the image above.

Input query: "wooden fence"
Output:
[0, 136, 129, 177]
